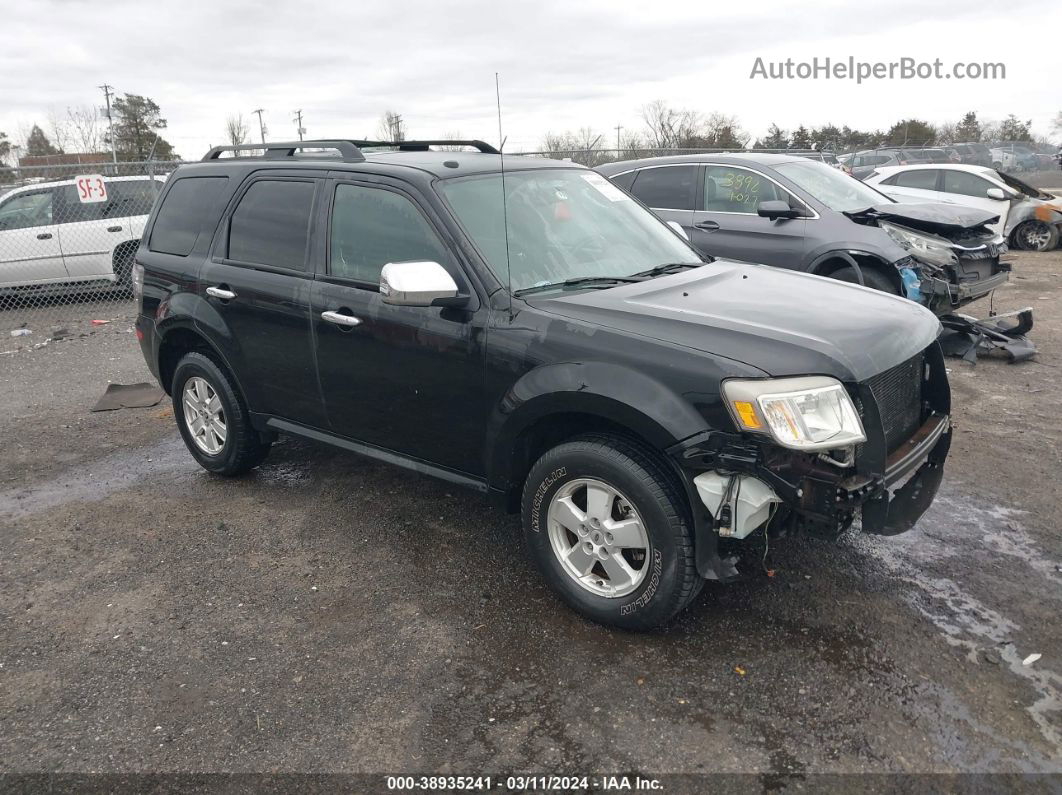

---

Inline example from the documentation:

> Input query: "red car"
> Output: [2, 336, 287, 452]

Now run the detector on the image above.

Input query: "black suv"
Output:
[134, 139, 952, 629]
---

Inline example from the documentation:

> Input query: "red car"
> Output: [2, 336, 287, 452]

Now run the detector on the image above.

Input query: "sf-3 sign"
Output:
[74, 174, 108, 204]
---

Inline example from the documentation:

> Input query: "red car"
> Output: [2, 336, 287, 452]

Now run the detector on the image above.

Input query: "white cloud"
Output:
[1, 0, 1059, 158]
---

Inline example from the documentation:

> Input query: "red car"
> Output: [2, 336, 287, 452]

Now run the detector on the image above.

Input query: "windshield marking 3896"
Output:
[437, 168, 701, 294]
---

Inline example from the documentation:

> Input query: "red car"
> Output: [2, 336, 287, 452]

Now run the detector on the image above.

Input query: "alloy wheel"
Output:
[546, 478, 651, 598]
[182, 376, 227, 455]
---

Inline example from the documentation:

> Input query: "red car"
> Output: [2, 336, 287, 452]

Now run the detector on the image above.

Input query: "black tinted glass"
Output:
[330, 184, 451, 284]
[228, 180, 315, 270]
[149, 176, 229, 256]
[629, 166, 698, 210]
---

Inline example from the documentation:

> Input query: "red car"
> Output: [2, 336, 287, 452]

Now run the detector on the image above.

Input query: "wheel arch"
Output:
[156, 321, 241, 399]
[485, 362, 711, 511]
[808, 250, 903, 293]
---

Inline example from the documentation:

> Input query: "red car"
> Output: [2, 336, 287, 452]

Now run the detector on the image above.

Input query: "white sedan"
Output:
[864, 164, 1062, 251]
[0, 174, 166, 297]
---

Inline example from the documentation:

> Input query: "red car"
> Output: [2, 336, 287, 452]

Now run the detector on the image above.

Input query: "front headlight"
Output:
[722, 376, 866, 451]
[880, 221, 958, 269]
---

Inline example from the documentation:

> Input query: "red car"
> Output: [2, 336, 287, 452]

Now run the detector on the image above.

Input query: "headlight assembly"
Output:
[880, 221, 958, 269]
[723, 376, 866, 451]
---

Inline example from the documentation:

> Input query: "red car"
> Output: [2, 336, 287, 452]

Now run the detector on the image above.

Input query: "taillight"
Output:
[899, 160, 908, 165]
[132, 261, 144, 301]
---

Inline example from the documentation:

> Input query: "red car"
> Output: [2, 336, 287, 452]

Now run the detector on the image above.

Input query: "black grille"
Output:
[863, 352, 924, 452]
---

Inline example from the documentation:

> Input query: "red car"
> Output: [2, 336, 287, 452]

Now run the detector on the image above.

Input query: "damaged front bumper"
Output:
[670, 343, 952, 580]
[902, 245, 1011, 314]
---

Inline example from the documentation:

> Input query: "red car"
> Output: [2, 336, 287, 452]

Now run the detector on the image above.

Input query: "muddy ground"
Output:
[0, 253, 1060, 785]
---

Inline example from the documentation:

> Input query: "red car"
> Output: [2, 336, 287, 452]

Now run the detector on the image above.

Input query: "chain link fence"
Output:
[0, 160, 184, 353]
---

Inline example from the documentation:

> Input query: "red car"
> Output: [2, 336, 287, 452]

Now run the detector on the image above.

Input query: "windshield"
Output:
[437, 169, 699, 293]
[774, 159, 892, 213]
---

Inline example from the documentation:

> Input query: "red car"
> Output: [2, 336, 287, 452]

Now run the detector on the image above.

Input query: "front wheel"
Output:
[829, 265, 897, 294]
[1012, 221, 1059, 252]
[521, 434, 701, 630]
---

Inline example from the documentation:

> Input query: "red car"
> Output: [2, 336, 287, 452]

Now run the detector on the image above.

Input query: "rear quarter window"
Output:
[149, 176, 230, 256]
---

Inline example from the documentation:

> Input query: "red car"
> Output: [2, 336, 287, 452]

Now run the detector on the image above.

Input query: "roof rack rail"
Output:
[201, 140, 367, 162]
[359, 139, 500, 154]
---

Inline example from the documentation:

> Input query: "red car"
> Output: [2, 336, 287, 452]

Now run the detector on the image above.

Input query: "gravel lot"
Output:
[1, 253, 1060, 784]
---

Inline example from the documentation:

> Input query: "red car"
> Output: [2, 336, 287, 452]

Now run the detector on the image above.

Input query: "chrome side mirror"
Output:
[380, 261, 461, 307]
[666, 221, 689, 241]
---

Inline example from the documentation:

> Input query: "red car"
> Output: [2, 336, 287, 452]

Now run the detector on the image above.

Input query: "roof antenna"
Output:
[495, 72, 513, 318]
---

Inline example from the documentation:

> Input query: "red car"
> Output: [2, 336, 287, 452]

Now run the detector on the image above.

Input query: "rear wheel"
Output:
[1012, 221, 1059, 252]
[521, 434, 701, 630]
[111, 243, 136, 293]
[172, 352, 271, 475]
[830, 265, 897, 294]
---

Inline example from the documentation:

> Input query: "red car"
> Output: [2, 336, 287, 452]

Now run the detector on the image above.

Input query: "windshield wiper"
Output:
[630, 261, 708, 279]
[514, 275, 643, 297]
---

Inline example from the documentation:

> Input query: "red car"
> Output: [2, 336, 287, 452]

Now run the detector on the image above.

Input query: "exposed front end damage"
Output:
[847, 203, 1010, 315]
[669, 343, 952, 582]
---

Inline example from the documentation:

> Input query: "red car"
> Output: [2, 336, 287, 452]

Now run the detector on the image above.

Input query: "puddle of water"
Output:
[0, 435, 198, 519]
[847, 482, 1062, 759]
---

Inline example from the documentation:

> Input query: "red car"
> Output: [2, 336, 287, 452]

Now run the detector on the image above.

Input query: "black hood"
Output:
[532, 261, 940, 383]
[845, 202, 999, 234]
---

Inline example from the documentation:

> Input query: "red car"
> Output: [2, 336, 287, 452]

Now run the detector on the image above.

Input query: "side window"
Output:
[629, 166, 698, 210]
[108, 179, 163, 218]
[0, 190, 54, 230]
[893, 169, 940, 190]
[56, 185, 106, 224]
[609, 171, 637, 192]
[942, 171, 994, 198]
[704, 166, 785, 213]
[150, 176, 230, 256]
[867, 155, 891, 166]
[227, 180, 315, 271]
[329, 184, 452, 286]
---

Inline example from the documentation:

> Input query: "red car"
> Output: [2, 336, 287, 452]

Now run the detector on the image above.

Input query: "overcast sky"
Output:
[2, 0, 1060, 159]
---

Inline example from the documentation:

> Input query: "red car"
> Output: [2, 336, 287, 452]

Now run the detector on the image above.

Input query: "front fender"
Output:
[485, 361, 711, 490]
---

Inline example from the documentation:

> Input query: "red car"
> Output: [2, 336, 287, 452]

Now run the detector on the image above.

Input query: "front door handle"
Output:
[694, 220, 720, 231]
[205, 286, 237, 301]
[318, 307, 361, 324]
[107, 225, 123, 233]
[321, 310, 362, 328]
[36, 232, 53, 240]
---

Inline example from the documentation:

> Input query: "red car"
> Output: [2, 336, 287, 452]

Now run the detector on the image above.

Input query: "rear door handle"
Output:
[205, 286, 237, 300]
[36, 232, 52, 240]
[694, 220, 720, 231]
[321, 310, 362, 328]
[107, 225, 123, 233]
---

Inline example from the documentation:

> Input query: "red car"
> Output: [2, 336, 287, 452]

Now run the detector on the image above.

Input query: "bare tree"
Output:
[46, 109, 71, 153]
[225, 114, 249, 147]
[66, 105, 102, 153]
[701, 113, 750, 149]
[377, 111, 406, 142]
[640, 100, 703, 150]
[1051, 111, 1061, 137]
[438, 130, 466, 151]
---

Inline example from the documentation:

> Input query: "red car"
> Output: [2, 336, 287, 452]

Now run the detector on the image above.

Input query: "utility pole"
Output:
[391, 114, 404, 142]
[99, 84, 117, 163]
[293, 109, 305, 141]
[615, 124, 623, 151]
[252, 108, 266, 143]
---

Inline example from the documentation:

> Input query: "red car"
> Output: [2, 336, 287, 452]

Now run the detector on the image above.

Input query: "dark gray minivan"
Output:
[597, 153, 1009, 316]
